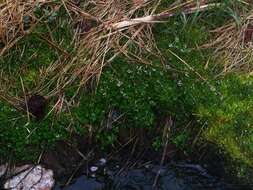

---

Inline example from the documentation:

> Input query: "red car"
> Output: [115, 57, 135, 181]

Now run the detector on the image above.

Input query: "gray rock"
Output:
[4, 165, 55, 190]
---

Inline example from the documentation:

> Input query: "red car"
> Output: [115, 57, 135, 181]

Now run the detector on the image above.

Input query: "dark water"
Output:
[54, 162, 246, 190]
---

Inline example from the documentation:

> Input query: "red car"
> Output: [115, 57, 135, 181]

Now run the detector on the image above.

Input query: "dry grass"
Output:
[0, 0, 63, 108]
[203, 5, 253, 75]
[39, 0, 219, 97]
[0, 0, 52, 56]
[0, 0, 220, 113]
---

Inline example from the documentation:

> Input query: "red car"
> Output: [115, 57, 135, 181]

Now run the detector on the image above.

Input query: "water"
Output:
[54, 162, 241, 190]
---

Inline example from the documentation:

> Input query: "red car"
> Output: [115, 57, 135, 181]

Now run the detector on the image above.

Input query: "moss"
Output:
[0, 1, 252, 184]
[73, 59, 179, 128]
[154, 11, 253, 182]
[0, 7, 74, 161]
[198, 75, 253, 178]
[0, 101, 70, 160]
[0, 7, 73, 93]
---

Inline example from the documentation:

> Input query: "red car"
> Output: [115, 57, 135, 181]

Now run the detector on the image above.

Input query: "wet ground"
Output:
[0, 138, 251, 190]
[43, 140, 251, 190]
[54, 160, 247, 190]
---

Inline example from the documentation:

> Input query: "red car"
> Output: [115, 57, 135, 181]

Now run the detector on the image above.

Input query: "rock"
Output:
[4, 165, 54, 190]
[90, 166, 98, 172]
[98, 158, 107, 166]
[10, 164, 31, 175]
[62, 176, 104, 190]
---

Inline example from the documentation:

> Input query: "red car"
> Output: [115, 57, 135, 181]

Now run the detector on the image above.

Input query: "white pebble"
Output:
[90, 166, 98, 172]
[99, 158, 107, 166]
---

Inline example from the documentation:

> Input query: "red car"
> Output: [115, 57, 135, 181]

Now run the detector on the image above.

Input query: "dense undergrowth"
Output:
[0, 0, 253, 185]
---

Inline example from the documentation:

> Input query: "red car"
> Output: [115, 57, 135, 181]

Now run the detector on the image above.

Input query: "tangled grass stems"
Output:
[0, 0, 221, 113]
[202, 4, 253, 75]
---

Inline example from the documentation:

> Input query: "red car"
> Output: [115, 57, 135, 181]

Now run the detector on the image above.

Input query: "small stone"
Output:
[98, 158, 107, 166]
[90, 166, 98, 172]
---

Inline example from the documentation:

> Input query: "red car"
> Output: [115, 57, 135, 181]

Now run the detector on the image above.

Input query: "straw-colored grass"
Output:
[0, 0, 220, 113]
[203, 6, 253, 75]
